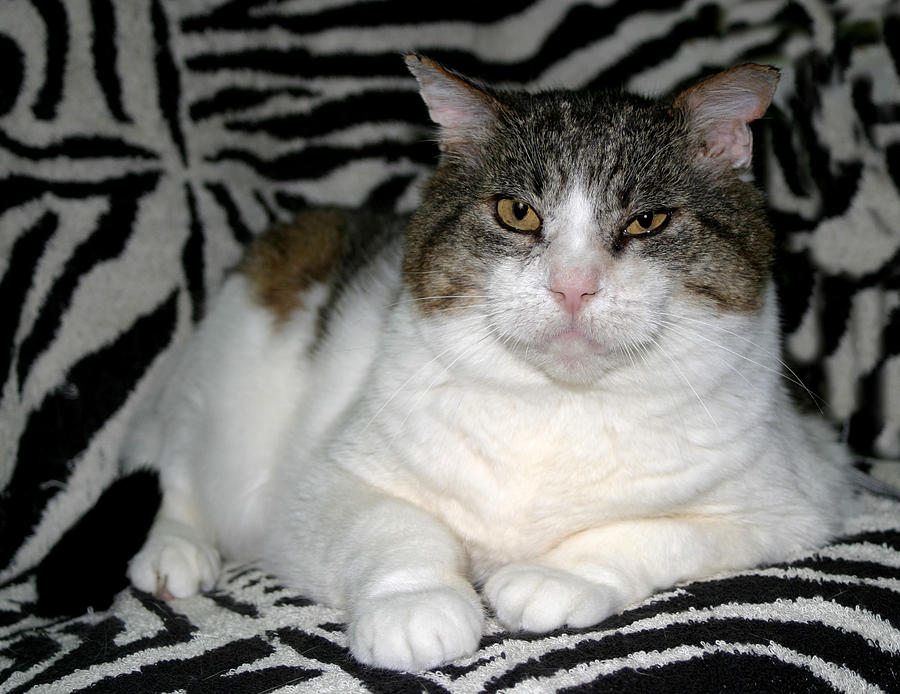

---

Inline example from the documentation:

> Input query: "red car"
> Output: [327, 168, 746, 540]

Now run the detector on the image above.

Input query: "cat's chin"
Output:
[530, 329, 617, 385]
[545, 329, 610, 357]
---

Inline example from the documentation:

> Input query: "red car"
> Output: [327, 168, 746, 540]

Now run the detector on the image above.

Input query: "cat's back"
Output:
[253, 206, 410, 450]
[122, 207, 406, 556]
[241, 207, 406, 331]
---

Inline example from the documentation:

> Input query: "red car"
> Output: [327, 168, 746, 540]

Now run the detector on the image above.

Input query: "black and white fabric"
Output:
[2, 1, 900, 692]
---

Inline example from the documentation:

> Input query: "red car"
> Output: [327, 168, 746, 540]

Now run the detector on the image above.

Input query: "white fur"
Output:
[124, 204, 852, 671]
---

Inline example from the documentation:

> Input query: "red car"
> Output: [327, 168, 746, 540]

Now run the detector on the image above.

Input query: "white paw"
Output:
[484, 563, 619, 633]
[128, 529, 220, 599]
[348, 586, 483, 671]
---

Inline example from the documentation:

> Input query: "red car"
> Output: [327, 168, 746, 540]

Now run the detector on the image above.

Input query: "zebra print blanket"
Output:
[2, 1, 899, 691]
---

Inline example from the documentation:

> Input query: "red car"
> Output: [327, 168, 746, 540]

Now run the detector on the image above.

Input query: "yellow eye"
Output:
[624, 211, 669, 237]
[496, 198, 542, 233]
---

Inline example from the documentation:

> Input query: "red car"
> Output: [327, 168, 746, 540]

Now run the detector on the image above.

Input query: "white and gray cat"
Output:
[122, 55, 854, 671]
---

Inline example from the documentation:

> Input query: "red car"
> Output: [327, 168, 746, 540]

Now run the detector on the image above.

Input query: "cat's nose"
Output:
[549, 270, 600, 316]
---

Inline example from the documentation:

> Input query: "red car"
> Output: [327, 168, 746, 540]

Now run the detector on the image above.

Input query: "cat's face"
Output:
[404, 56, 777, 385]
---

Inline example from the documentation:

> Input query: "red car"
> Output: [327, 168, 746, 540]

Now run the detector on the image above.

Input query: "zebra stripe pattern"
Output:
[2, 0, 899, 691]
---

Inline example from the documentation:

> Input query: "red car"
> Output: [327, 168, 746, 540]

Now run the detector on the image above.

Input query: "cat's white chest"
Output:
[363, 381, 726, 577]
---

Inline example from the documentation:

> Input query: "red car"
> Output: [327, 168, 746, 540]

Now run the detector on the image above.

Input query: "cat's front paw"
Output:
[484, 563, 619, 633]
[349, 586, 483, 671]
[127, 531, 220, 599]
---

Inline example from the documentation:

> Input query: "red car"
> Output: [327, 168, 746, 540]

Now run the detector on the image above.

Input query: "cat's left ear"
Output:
[405, 53, 504, 157]
[674, 64, 779, 170]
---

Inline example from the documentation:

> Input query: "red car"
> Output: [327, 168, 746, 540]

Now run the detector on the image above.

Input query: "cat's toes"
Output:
[349, 586, 483, 671]
[128, 532, 220, 599]
[484, 563, 618, 633]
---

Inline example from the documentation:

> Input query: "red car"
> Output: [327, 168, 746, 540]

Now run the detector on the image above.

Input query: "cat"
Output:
[119, 54, 854, 671]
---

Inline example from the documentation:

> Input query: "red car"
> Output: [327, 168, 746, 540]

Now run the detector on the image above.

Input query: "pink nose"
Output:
[550, 270, 600, 316]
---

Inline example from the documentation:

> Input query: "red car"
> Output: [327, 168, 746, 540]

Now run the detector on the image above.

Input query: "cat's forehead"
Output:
[493, 89, 682, 203]
[511, 90, 668, 146]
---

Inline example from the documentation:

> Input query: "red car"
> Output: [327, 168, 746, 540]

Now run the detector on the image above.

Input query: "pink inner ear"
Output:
[406, 55, 500, 150]
[426, 97, 495, 134]
[678, 65, 779, 169]
[703, 119, 754, 168]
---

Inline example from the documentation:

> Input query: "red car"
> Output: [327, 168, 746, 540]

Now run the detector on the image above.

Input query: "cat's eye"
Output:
[623, 211, 669, 237]
[496, 198, 542, 233]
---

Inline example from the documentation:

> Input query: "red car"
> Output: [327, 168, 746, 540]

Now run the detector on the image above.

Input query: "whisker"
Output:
[655, 319, 754, 388]
[364, 310, 509, 432]
[646, 333, 720, 431]
[387, 294, 491, 309]
[396, 325, 505, 432]
[657, 312, 825, 412]
[362, 333, 479, 433]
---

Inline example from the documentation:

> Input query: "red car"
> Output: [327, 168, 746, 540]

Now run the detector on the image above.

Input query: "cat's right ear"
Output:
[405, 54, 503, 157]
